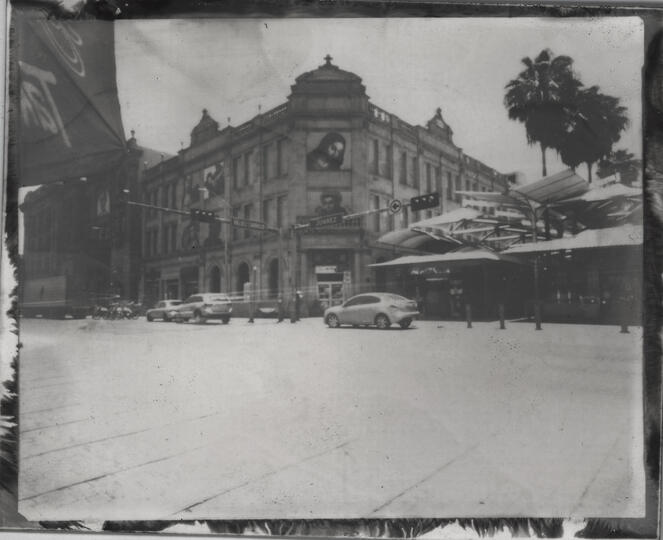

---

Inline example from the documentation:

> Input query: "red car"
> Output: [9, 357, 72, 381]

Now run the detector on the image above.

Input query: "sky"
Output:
[114, 17, 643, 184]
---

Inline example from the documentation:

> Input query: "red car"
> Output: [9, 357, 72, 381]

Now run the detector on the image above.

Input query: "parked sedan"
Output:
[168, 293, 232, 324]
[146, 299, 182, 322]
[324, 293, 419, 329]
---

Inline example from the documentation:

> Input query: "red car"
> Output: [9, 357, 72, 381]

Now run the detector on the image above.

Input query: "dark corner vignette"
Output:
[1, 1, 661, 538]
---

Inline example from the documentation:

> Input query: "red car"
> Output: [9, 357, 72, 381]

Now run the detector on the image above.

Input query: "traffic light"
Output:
[410, 192, 440, 211]
[190, 209, 218, 223]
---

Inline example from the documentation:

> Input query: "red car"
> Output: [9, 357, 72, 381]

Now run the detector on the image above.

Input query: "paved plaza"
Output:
[18, 317, 644, 521]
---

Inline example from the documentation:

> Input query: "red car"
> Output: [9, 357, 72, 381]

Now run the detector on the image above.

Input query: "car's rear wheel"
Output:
[192, 311, 205, 324]
[221, 317, 230, 324]
[399, 318, 412, 329]
[146, 314, 154, 322]
[375, 313, 391, 329]
[326, 314, 340, 328]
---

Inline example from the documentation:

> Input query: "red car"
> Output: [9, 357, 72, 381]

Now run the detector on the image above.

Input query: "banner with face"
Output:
[307, 132, 350, 171]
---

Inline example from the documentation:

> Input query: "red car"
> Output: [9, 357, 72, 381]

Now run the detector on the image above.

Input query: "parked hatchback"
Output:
[324, 293, 419, 329]
[169, 293, 232, 324]
[146, 299, 182, 322]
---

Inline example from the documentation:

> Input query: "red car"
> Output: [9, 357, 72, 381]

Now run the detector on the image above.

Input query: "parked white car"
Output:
[168, 293, 232, 324]
[324, 293, 419, 329]
[146, 299, 182, 322]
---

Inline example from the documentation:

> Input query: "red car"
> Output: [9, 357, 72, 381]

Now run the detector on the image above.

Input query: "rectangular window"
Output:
[412, 156, 419, 188]
[277, 195, 287, 228]
[262, 198, 272, 227]
[426, 163, 432, 193]
[243, 204, 253, 239]
[372, 195, 380, 232]
[276, 139, 284, 176]
[399, 151, 407, 185]
[233, 156, 241, 189]
[371, 139, 379, 174]
[465, 180, 471, 191]
[473, 182, 479, 192]
[244, 151, 252, 185]
[262, 145, 270, 181]
[385, 197, 394, 231]
[232, 206, 240, 241]
[171, 224, 177, 252]
[162, 225, 168, 254]
[145, 231, 151, 257]
[385, 144, 393, 179]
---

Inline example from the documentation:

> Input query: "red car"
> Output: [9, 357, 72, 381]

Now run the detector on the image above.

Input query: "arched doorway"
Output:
[209, 265, 221, 293]
[268, 258, 279, 298]
[236, 262, 250, 296]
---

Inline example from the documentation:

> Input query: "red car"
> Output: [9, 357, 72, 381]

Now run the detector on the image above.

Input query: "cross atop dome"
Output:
[324, 54, 333, 66]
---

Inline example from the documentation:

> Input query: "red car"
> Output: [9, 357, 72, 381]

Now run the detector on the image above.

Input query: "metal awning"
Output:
[369, 248, 524, 268]
[502, 224, 643, 254]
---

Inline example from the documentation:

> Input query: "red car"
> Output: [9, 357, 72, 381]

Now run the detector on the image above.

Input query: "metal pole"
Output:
[499, 303, 506, 330]
[531, 205, 542, 331]
[465, 304, 472, 329]
[248, 265, 256, 323]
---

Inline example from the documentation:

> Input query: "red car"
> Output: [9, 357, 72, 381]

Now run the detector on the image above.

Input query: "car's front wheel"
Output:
[221, 317, 230, 324]
[326, 314, 340, 328]
[192, 311, 205, 324]
[399, 318, 412, 329]
[146, 314, 154, 322]
[375, 313, 391, 329]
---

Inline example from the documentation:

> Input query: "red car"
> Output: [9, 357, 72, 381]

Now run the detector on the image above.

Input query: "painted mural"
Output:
[203, 162, 225, 198]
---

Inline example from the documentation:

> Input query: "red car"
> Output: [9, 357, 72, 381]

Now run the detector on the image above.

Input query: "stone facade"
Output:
[140, 57, 509, 315]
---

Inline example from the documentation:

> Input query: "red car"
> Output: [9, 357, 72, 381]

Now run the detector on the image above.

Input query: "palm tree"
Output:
[597, 148, 641, 185]
[504, 49, 581, 177]
[558, 87, 629, 182]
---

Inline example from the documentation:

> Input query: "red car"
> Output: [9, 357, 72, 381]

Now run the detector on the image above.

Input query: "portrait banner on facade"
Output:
[307, 131, 351, 171]
[14, 9, 126, 186]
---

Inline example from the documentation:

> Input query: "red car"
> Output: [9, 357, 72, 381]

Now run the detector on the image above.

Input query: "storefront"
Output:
[370, 249, 528, 321]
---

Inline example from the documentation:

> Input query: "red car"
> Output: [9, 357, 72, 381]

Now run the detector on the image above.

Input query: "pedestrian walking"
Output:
[291, 290, 302, 323]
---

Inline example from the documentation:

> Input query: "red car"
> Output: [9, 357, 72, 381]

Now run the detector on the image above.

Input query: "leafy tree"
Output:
[597, 148, 641, 186]
[557, 86, 629, 183]
[504, 49, 581, 177]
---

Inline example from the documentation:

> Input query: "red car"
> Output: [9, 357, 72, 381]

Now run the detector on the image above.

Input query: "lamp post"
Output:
[200, 188, 232, 295]
[249, 265, 257, 323]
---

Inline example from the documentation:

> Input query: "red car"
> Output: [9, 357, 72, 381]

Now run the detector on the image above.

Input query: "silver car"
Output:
[169, 293, 232, 324]
[146, 299, 182, 322]
[324, 293, 419, 329]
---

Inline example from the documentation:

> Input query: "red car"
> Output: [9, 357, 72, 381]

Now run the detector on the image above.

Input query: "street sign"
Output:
[309, 213, 344, 227]
[232, 218, 267, 231]
[388, 199, 403, 214]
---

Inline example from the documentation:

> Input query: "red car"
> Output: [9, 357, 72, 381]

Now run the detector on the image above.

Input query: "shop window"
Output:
[372, 195, 380, 232]
[426, 163, 432, 193]
[384, 144, 393, 179]
[263, 198, 272, 227]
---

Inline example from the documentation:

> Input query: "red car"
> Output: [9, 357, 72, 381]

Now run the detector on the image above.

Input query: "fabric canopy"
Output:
[369, 248, 524, 268]
[15, 9, 126, 185]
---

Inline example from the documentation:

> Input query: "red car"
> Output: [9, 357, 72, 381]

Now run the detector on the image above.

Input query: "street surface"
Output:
[17, 317, 644, 521]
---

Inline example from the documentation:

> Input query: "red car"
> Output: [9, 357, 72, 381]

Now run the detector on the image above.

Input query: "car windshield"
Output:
[167, 301, 182, 306]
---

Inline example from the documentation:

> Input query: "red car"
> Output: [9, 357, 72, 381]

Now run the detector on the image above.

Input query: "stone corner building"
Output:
[140, 56, 509, 316]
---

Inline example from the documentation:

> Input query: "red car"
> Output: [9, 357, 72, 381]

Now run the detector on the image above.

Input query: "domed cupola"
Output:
[288, 55, 369, 116]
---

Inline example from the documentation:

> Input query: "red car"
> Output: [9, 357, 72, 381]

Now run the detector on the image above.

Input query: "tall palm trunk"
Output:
[540, 142, 548, 177]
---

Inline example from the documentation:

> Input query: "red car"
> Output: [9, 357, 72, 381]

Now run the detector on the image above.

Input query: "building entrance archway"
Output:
[237, 262, 250, 296]
[209, 265, 221, 293]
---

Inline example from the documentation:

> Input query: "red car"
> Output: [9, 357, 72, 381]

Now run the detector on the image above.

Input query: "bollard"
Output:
[465, 304, 472, 329]
[534, 302, 542, 330]
[498, 304, 506, 330]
